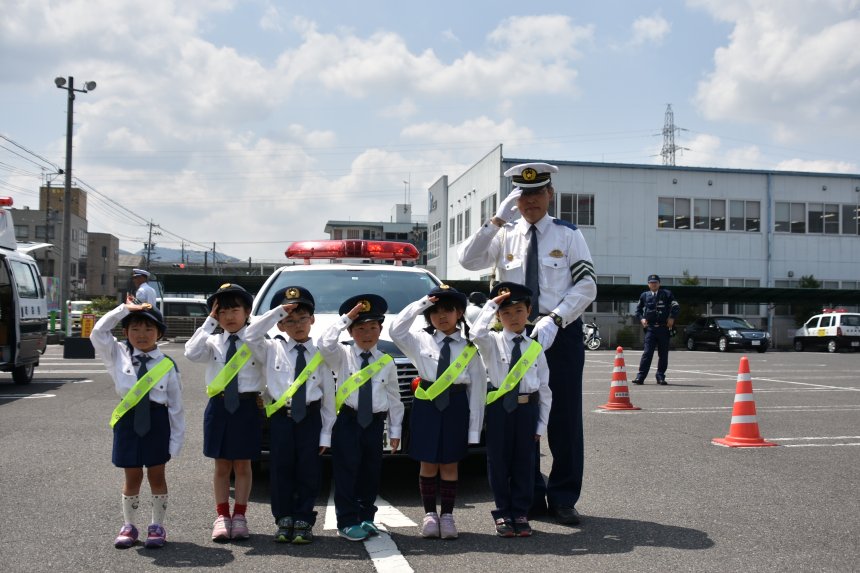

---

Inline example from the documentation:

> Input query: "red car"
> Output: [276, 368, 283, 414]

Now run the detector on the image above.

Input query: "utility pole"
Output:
[660, 104, 687, 166]
[180, 241, 186, 266]
[212, 242, 217, 274]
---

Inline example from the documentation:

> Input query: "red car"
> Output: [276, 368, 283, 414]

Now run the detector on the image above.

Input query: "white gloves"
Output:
[494, 188, 523, 223]
[531, 316, 559, 349]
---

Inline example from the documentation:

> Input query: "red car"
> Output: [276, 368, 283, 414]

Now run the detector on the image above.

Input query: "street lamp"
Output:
[55, 76, 96, 335]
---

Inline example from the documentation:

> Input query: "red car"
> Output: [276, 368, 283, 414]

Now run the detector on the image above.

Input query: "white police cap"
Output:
[503, 162, 559, 189]
[132, 268, 150, 278]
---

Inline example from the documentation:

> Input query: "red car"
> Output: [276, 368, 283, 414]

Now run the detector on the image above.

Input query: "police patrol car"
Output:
[252, 239, 442, 454]
[793, 309, 860, 353]
[0, 197, 49, 384]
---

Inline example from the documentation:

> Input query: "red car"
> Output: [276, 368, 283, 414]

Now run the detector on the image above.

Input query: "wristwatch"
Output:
[548, 312, 563, 327]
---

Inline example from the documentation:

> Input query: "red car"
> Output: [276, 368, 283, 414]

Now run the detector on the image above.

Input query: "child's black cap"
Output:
[206, 283, 254, 310]
[270, 285, 315, 311]
[121, 306, 167, 335]
[490, 281, 533, 308]
[339, 293, 388, 323]
[428, 284, 467, 309]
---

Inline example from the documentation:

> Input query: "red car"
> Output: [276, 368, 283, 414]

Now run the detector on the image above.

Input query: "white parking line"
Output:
[324, 486, 416, 573]
[0, 393, 56, 400]
[595, 405, 860, 414]
[33, 369, 107, 374]
[670, 369, 860, 391]
[769, 436, 860, 447]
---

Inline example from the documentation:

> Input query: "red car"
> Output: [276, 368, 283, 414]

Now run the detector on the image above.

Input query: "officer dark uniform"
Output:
[633, 274, 680, 385]
[458, 162, 597, 526]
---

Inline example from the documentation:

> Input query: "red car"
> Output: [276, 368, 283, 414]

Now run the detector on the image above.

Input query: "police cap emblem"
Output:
[522, 167, 538, 182]
[358, 299, 371, 312]
[220, 283, 231, 289]
[498, 287, 511, 295]
[286, 287, 299, 300]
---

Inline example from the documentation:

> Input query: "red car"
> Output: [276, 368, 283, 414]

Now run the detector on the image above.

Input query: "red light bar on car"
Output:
[286, 240, 420, 262]
[0, 197, 14, 207]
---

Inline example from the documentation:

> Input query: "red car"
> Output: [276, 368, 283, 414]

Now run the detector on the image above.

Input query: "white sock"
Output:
[152, 494, 168, 526]
[122, 494, 140, 525]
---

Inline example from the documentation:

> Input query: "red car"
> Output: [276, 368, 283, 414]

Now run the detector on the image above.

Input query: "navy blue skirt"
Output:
[112, 403, 171, 468]
[408, 389, 470, 463]
[203, 395, 263, 460]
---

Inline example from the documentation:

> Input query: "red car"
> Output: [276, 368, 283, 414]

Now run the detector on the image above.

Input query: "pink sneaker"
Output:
[144, 524, 167, 548]
[211, 516, 231, 542]
[114, 524, 138, 549]
[420, 512, 440, 538]
[231, 514, 250, 539]
[439, 513, 458, 539]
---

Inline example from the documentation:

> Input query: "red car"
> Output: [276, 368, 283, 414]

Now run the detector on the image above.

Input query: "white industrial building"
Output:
[427, 145, 860, 345]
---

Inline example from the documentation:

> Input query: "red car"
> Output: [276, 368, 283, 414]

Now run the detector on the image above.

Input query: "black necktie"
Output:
[525, 225, 540, 321]
[224, 334, 240, 414]
[133, 355, 152, 436]
[292, 344, 307, 422]
[358, 351, 373, 428]
[433, 336, 454, 411]
[504, 336, 524, 412]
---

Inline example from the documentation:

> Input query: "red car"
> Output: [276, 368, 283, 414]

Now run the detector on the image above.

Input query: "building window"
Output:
[694, 198, 709, 230]
[346, 229, 360, 239]
[727, 278, 761, 316]
[841, 204, 859, 235]
[658, 197, 690, 229]
[428, 221, 441, 260]
[35, 225, 55, 240]
[480, 195, 497, 223]
[775, 202, 806, 233]
[591, 275, 630, 314]
[456, 213, 463, 243]
[14, 225, 29, 240]
[333, 229, 343, 239]
[449, 217, 455, 246]
[710, 199, 726, 230]
[807, 203, 839, 234]
[464, 208, 471, 238]
[558, 193, 595, 226]
[101, 246, 107, 258]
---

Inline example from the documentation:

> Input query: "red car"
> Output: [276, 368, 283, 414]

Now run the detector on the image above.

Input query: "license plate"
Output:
[751, 340, 760, 346]
[852, 341, 859, 347]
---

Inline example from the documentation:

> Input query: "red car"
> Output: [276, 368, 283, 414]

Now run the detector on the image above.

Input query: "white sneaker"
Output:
[211, 516, 231, 542]
[420, 512, 440, 538]
[439, 513, 458, 539]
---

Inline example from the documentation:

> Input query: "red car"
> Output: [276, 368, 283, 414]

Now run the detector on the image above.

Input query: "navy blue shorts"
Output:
[408, 389, 469, 464]
[112, 403, 171, 468]
[203, 395, 263, 460]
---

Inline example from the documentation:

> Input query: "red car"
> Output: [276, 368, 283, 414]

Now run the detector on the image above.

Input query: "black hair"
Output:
[122, 313, 165, 338]
[468, 291, 488, 306]
[347, 318, 384, 333]
[291, 303, 315, 316]
[423, 301, 470, 342]
[216, 292, 251, 311]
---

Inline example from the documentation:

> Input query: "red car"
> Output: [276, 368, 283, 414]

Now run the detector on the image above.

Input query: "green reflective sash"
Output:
[109, 358, 174, 427]
[265, 351, 324, 418]
[206, 342, 253, 398]
[335, 354, 393, 414]
[414, 344, 478, 401]
[486, 339, 542, 405]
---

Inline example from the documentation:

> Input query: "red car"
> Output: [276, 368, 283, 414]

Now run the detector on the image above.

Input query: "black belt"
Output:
[148, 402, 167, 409]
[339, 405, 387, 420]
[418, 379, 467, 393]
[486, 385, 539, 405]
[272, 400, 320, 418]
[215, 391, 260, 400]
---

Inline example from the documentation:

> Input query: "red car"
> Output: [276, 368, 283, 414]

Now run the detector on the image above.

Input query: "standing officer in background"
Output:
[131, 269, 157, 307]
[458, 162, 596, 526]
[632, 274, 680, 385]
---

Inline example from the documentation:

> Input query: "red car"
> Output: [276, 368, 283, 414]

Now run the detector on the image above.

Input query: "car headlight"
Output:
[765, 332, 771, 338]
[728, 329, 741, 338]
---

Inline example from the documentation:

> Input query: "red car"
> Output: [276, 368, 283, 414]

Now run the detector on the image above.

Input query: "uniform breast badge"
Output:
[549, 249, 564, 258]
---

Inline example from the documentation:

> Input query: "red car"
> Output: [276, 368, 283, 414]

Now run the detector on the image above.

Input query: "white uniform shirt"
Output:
[469, 301, 551, 436]
[91, 304, 185, 457]
[245, 306, 336, 448]
[458, 213, 597, 326]
[389, 296, 487, 443]
[135, 281, 157, 307]
[184, 318, 265, 393]
[317, 315, 405, 439]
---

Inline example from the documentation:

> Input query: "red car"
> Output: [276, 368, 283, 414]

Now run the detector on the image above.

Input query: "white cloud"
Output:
[259, 3, 283, 32]
[774, 158, 858, 174]
[401, 116, 533, 148]
[692, 0, 860, 140]
[630, 13, 671, 45]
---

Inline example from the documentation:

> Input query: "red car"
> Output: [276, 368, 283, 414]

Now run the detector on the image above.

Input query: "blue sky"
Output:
[1, 0, 858, 262]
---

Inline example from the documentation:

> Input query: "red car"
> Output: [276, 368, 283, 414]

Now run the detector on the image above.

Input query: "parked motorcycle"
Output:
[583, 319, 602, 350]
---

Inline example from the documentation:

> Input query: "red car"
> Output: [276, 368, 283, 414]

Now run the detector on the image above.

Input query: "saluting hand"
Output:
[281, 302, 298, 314]
[491, 291, 511, 306]
[346, 303, 364, 321]
[209, 300, 219, 319]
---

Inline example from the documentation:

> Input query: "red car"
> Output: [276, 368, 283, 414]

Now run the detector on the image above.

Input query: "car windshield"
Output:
[716, 317, 755, 329]
[255, 268, 439, 315]
[70, 302, 90, 312]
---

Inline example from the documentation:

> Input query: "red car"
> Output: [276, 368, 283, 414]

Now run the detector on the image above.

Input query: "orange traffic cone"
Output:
[712, 356, 776, 447]
[599, 347, 641, 411]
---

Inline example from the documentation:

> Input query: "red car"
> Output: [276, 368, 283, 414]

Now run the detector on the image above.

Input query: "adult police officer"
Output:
[458, 162, 596, 525]
[632, 274, 680, 385]
[131, 269, 157, 307]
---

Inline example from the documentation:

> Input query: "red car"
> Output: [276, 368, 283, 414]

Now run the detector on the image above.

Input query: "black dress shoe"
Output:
[656, 378, 667, 385]
[549, 505, 581, 525]
[631, 378, 644, 385]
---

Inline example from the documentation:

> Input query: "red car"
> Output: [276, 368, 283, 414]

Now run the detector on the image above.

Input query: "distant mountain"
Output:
[133, 246, 240, 264]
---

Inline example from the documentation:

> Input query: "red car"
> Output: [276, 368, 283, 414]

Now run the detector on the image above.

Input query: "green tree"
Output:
[793, 274, 821, 326]
[90, 296, 120, 317]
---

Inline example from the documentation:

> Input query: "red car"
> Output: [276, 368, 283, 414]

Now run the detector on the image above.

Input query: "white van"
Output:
[0, 198, 49, 384]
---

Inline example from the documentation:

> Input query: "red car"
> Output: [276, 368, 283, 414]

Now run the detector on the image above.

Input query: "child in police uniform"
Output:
[244, 286, 335, 544]
[91, 297, 185, 549]
[470, 282, 551, 537]
[389, 285, 485, 540]
[317, 294, 405, 541]
[184, 283, 264, 542]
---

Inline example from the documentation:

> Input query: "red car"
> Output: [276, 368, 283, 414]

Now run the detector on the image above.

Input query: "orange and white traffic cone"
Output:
[599, 346, 641, 411]
[712, 356, 776, 447]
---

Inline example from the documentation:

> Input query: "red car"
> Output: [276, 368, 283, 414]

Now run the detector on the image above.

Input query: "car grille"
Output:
[743, 332, 766, 339]
[395, 358, 417, 406]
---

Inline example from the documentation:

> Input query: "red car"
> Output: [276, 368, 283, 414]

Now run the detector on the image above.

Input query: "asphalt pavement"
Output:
[0, 344, 857, 572]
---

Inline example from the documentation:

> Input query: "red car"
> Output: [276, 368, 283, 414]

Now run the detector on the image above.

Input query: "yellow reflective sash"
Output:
[109, 358, 174, 428]
[486, 339, 542, 405]
[414, 344, 478, 401]
[265, 351, 324, 418]
[206, 342, 253, 397]
[335, 354, 393, 414]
